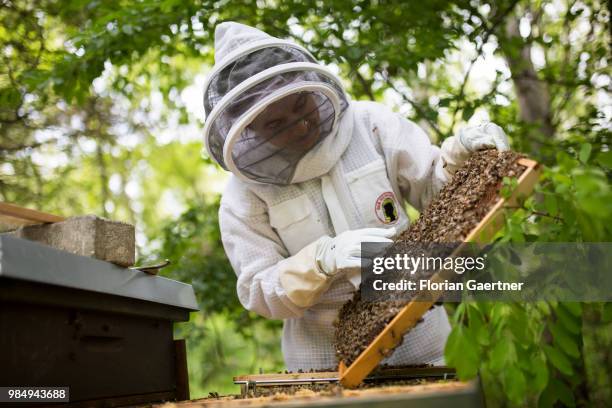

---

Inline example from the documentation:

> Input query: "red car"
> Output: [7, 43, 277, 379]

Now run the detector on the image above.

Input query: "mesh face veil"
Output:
[203, 24, 349, 185]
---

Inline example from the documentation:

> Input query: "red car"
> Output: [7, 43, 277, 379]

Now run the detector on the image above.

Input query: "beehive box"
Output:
[0, 235, 199, 406]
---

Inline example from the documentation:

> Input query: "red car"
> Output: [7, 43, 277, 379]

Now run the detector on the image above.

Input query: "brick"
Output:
[11, 215, 135, 267]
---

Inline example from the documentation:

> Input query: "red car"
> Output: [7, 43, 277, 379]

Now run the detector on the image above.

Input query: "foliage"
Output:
[176, 313, 283, 396]
[1, 0, 610, 403]
[156, 196, 281, 331]
[448, 141, 612, 406]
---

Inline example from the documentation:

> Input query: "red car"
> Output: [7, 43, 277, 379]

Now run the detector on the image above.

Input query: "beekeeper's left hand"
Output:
[458, 122, 510, 152]
[440, 121, 510, 177]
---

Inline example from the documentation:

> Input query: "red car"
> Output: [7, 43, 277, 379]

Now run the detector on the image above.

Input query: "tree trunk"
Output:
[501, 16, 555, 156]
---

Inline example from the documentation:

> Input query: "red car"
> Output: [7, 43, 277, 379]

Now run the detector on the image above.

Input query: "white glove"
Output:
[458, 122, 510, 152]
[440, 122, 510, 177]
[278, 227, 396, 308]
[315, 227, 396, 280]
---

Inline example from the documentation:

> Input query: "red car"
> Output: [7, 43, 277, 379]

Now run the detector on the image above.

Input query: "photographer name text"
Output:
[372, 279, 524, 292]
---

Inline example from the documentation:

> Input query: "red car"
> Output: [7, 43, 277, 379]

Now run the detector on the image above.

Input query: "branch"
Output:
[450, 0, 520, 130]
[522, 210, 564, 222]
[352, 68, 376, 101]
[505, 205, 565, 222]
[0, 141, 43, 152]
[381, 71, 445, 140]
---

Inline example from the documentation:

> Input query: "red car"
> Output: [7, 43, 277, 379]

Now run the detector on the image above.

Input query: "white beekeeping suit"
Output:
[203, 22, 509, 370]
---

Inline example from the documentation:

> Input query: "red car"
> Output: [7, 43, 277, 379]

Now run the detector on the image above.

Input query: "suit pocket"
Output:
[269, 195, 326, 255]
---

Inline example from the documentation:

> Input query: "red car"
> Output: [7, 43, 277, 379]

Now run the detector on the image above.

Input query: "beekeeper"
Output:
[202, 22, 509, 370]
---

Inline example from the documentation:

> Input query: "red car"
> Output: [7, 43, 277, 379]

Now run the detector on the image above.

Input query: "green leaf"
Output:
[445, 326, 480, 380]
[602, 302, 612, 323]
[596, 150, 612, 168]
[549, 323, 580, 358]
[552, 378, 576, 406]
[490, 304, 510, 330]
[508, 313, 530, 343]
[561, 302, 582, 317]
[438, 97, 452, 107]
[530, 352, 549, 393]
[503, 365, 527, 404]
[544, 194, 558, 217]
[578, 143, 592, 163]
[347, 46, 362, 60]
[0, 87, 22, 107]
[544, 345, 574, 376]
[489, 335, 516, 372]
[556, 305, 581, 335]
[538, 378, 575, 407]
[467, 305, 489, 346]
[538, 379, 557, 408]
[462, 105, 475, 121]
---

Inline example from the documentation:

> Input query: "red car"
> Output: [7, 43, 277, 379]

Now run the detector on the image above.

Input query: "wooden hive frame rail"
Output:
[338, 158, 541, 388]
[0, 202, 65, 230]
[233, 367, 457, 397]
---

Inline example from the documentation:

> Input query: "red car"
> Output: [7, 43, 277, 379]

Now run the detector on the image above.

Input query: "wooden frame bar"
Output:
[0, 202, 65, 230]
[234, 371, 339, 383]
[234, 367, 457, 397]
[233, 366, 455, 384]
[338, 158, 541, 388]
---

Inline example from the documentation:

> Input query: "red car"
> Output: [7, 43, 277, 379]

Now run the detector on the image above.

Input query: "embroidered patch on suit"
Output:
[375, 192, 399, 224]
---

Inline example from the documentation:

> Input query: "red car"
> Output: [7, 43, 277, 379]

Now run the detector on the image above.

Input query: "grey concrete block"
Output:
[11, 215, 135, 267]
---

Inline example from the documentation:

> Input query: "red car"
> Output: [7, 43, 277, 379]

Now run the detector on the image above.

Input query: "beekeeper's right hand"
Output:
[315, 227, 396, 276]
[279, 227, 395, 308]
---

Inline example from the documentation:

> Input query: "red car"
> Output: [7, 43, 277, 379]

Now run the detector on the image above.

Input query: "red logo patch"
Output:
[375, 192, 399, 224]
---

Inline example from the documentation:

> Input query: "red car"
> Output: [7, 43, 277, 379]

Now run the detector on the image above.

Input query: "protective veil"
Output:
[203, 23, 350, 185]
[208, 22, 479, 370]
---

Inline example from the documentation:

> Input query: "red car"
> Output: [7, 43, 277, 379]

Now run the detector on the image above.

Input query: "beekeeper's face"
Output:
[248, 92, 321, 152]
